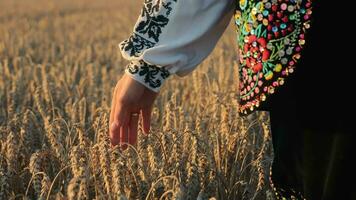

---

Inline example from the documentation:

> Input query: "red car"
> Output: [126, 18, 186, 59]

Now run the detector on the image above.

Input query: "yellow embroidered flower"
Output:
[262, 18, 269, 26]
[299, 39, 305, 45]
[274, 64, 282, 72]
[235, 11, 242, 20]
[240, 0, 248, 9]
[278, 77, 285, 85]
[244, 22, 251, 33]
[260, 94, 267, 101]
[235, 11, 242, 25]
[249, 12, 257, 23]
[265, 71, 274, 80]
[255, 2, 264, 13]
[251, 7, 258, 15]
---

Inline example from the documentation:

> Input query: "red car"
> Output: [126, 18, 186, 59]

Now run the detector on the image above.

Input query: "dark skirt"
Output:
[265, 102, 356, 200]
[251, 1, 356, 199]
[258, 74, 356, 199]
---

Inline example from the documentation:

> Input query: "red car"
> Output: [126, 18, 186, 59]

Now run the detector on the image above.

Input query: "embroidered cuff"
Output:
[124, 60, 171, 93]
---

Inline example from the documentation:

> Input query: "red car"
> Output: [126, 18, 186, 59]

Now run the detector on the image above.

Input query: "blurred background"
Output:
[0, 0, 274, 199]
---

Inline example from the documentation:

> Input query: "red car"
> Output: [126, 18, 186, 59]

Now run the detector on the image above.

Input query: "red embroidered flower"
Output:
[244, 35, 270, 73]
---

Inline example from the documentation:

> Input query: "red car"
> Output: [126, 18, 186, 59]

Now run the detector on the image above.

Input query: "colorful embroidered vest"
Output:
[235, 0, 313, 115]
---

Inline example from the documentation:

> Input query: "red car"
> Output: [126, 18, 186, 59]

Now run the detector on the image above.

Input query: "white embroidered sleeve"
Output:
[119, 0, 235, 92]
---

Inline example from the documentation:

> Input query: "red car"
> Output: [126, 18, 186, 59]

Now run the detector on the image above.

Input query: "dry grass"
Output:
[0, 0, 275, 199]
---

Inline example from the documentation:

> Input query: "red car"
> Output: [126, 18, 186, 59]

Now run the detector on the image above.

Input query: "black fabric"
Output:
[258, 1, 355, 132]
[258, 2, 356, 199]
[270, 105, 356, 200]
[269, 101, 305, 199]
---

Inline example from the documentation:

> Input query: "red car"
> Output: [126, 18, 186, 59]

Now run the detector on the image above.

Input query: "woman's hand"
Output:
[109, 73, 158, 149]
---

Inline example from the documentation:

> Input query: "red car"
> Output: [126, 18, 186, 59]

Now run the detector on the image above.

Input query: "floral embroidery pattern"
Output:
[244, 35, 270, 73]
[120, 0, 178, 57]
[235, 0, 313, 115]
[120, 33, 155, 57]
[126, 60, 170, 89]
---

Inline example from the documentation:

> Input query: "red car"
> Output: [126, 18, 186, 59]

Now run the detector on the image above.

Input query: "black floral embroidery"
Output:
[119, 33, 155, 57]
[136, 14, 169, 42]
[162, 2, 174, 15]
[127, 60, 170, 89]
[120, 0, 177, 57]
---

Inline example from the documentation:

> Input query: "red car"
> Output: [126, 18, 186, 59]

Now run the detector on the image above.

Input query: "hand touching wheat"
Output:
[109, 74, 158, 149]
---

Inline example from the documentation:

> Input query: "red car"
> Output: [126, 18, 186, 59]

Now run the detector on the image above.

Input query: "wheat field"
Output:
[0, 0, 275, 199]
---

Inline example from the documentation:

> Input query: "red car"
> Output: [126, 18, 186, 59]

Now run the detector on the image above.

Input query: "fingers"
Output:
[141, 88, 158, 134]
[115, 105, 130, 149]
[142, 106, 152, 135]
[109, 74, 154, 148]
[109, 78, 124, 146]
[114, 103, 129, 128]
[120, 124, 129, 150]
[111, 98, 139, 150]
[128, 113, 140, 146]
[110, 98, 129, 147]
[109, 122, 120, 146]
[109, 87, 118, 126]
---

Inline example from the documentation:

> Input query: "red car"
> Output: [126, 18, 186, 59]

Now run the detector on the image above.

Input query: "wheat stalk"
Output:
[0, 1, 274, 199]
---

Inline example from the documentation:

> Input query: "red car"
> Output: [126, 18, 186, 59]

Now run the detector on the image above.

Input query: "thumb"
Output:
[141, 106, 153, 135]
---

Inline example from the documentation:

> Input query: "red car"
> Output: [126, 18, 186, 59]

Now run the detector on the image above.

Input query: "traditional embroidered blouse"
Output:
[119, 0, 313, 116]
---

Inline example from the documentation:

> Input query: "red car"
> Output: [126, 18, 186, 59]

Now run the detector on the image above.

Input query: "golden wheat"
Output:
[0, 0, 275, 199]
